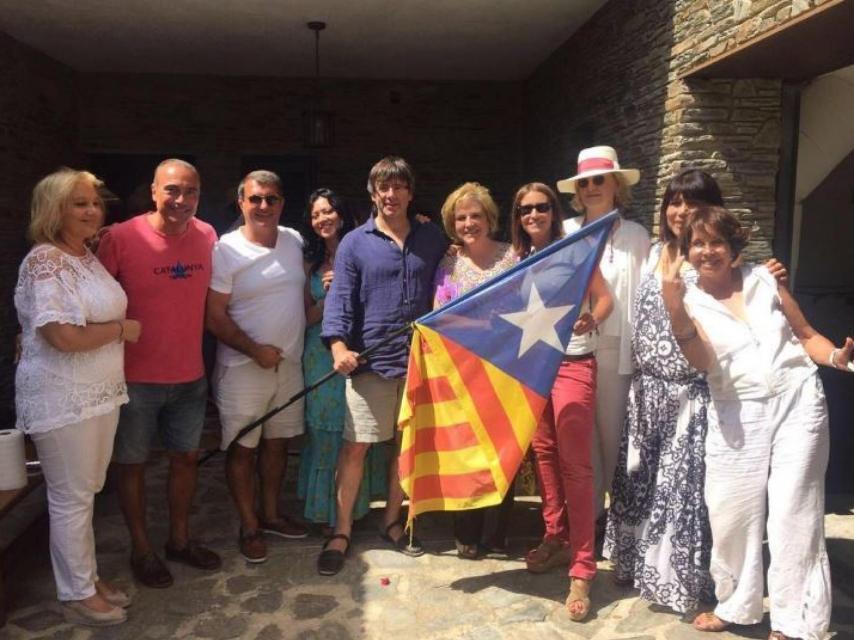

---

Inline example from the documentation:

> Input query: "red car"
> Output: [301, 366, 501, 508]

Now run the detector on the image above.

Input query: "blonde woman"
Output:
[433, 182, 517, 558]
[558, 146, 650, 521]
[14, 169, 141, 626]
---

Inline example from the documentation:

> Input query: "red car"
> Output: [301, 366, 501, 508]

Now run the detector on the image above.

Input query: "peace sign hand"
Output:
[661, 253, 687, 314]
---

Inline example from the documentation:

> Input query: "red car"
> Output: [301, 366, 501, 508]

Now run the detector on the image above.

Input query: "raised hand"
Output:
[661, 253, 687, 314]
[765, 258, 789, 286]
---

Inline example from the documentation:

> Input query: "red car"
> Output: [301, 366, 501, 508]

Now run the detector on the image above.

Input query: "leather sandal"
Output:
[455, 540, 479, 560]
[525, 538, 571, 573]
[565, 577, 592, 622]
[130, 552, 173, 589]
[768, 632, 797, 640]
[693, 611, 731, 632]
[317, 533, 350, 576]
[164, 540, 222, 571]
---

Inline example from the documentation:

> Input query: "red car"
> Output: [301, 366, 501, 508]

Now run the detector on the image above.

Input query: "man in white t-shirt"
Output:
[206, 170, 308, 563]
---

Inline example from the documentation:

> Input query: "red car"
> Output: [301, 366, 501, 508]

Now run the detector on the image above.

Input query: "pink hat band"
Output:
[576, 157, 616, 174]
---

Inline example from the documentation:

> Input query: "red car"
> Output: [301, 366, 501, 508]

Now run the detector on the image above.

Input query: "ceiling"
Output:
[0, 0, 607, 81]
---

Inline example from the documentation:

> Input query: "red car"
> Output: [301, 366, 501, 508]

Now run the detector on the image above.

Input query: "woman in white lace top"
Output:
[14, 169, 141, 627]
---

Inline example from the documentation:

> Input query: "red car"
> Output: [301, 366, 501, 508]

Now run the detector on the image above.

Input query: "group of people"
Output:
[13, 147, 850, 639]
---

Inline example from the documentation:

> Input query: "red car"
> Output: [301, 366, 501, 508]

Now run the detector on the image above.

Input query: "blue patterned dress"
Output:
[604, 244, 714, 613]
[298, 270, 388, 525]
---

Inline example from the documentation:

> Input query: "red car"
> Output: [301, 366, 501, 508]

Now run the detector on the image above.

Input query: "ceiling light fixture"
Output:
[303, 21, 334, 149]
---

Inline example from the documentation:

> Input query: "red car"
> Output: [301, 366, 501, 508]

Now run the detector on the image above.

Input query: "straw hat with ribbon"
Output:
[556, 146, 640, 194]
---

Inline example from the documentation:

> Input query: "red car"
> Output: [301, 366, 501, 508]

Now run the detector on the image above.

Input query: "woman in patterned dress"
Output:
[298, 188, 387, 528]
[604, 169, 786, 613]
[433, 182, 518, 559]
[604, 169, 723, 613]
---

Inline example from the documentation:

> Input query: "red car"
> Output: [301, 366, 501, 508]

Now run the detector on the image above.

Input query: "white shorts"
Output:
[213, 358, 304, 449]
[344, 372, 404, 444]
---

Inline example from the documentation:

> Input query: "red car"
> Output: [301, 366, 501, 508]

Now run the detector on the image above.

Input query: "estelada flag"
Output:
[398, 211, 618, 522]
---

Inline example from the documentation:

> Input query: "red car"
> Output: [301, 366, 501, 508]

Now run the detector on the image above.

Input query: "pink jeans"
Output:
[531, 355, 597, 580]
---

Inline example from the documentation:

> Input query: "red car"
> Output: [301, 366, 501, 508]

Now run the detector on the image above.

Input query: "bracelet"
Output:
[674, 326, 698, 343]
[116, 321, 124, 342]
[829, 348, 840, 369]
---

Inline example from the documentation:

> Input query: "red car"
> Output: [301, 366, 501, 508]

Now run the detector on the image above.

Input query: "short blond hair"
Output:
[570, 172, 632, 213]
[440, 182, 500, 242]
[29, 168, 104, 245]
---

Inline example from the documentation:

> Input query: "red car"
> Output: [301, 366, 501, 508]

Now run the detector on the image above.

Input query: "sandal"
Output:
[380, 521, 424, 557]
[317, 534, 350, 576]
[768, 633, 796, 640]
[565, 577, 592, 622]
[693, 611, 730, 632]
[455, 540, 479, 560]
[525, 538, 571, 574]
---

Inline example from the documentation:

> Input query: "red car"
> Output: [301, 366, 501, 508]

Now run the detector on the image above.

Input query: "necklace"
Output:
[583, 215, 620, 263]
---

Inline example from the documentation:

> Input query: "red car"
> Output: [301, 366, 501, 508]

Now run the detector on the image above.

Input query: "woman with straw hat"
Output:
[558, 146, 650, 524]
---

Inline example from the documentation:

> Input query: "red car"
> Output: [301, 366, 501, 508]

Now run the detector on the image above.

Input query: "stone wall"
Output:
[526, 0, 832, 259]
[524, 0, 676, 227]
[77, 74, 523, 230]
[0, 33, 80, 425]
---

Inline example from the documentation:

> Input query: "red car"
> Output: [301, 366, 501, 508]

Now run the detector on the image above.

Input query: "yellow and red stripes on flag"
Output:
[398, 323, 547, 522]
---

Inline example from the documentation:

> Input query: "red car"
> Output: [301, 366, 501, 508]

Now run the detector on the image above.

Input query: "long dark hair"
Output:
[510, 182, 564, 257]
[303, 188, 355, 273]
[660, 169, 724, 244]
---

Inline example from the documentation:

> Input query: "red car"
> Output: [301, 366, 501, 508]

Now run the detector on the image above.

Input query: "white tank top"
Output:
[565, 299, 597, 355]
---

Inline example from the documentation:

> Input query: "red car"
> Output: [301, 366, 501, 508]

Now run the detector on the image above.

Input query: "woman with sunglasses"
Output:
[433, 182, 518, 559]
[558, 146, 650, 526]
[299, 188, 387, 531]
[512, 182, 613, 621]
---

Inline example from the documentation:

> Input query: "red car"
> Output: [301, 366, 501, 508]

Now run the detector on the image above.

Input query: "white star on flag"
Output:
[499, 282, 575, 358]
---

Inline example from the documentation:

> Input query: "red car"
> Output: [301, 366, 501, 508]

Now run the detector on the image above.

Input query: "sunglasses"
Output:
[246, 194, 282, 206]
[516, 202, 552, 216]
[576, 175, 606, 189]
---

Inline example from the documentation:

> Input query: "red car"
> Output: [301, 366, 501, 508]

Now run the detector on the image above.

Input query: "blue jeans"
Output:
[112, 377, 208, 464]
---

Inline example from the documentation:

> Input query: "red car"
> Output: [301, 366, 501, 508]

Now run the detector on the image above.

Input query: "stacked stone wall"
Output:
[527, 0, 833, 259]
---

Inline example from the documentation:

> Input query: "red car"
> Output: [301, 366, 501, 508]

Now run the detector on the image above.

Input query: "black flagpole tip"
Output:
[307, 21, 326, 32]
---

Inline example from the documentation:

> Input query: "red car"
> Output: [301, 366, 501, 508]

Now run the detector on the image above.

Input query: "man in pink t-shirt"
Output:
[98, 159, 221, 589]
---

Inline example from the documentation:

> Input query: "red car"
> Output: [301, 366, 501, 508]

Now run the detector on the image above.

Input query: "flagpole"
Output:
[198, 322, 415, 466]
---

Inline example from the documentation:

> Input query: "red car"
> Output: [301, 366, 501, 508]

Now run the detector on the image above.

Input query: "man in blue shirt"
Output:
[318, 156, 448, 575]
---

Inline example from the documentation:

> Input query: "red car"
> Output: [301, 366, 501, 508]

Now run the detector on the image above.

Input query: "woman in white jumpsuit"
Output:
[661, 205, 850, 640]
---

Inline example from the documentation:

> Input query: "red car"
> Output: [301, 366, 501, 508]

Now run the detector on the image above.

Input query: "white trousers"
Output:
[31, 408, 119, 601]
[592, 341, 632, 517]
[705, 374, 831, 640]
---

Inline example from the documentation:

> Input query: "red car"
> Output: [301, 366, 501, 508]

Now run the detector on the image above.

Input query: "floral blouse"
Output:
[433, 242, 517, 307]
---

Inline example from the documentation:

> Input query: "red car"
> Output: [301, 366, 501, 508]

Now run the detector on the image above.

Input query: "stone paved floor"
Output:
[4, 454, 853, 640]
